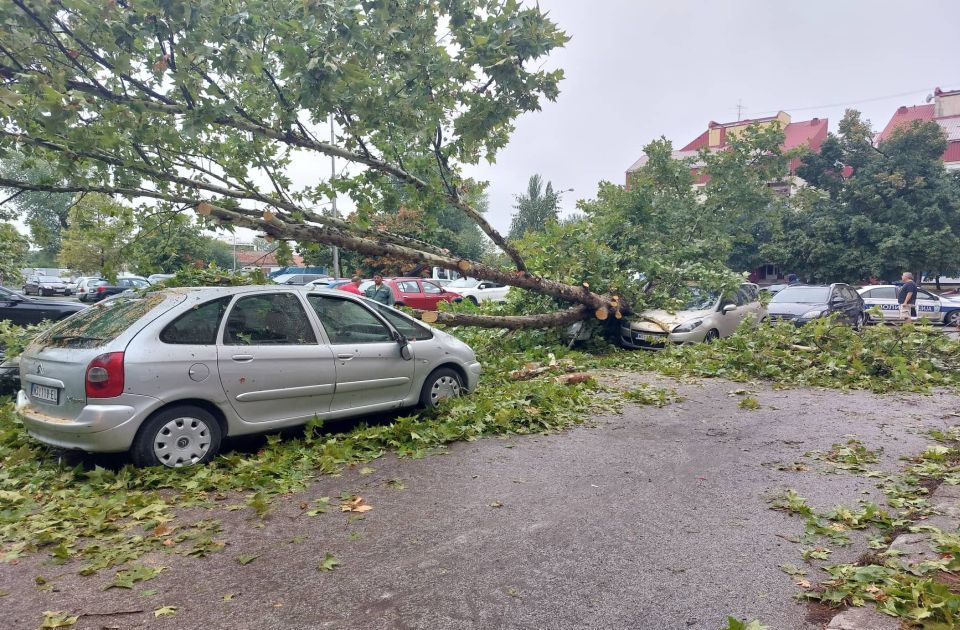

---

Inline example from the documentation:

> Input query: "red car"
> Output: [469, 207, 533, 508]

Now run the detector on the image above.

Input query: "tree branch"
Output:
[410, 306, 591, 329]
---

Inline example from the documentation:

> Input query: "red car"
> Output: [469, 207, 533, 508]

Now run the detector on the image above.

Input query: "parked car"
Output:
[858, 285, 960, 325]
[147, 273, 175, 284]
[14, 287, 481, 467]
[304, 278, 352, 290]
[89, 277, 151, 302]
[619, 283, 765, 349]
[23, 275, 70, 296]
[357, 278, 462, 309]
[76, 277, 104, 302]
[766, 284, 865, 327]
[0, 285, 86, 326]
[446, 277, 510, 304]
[272, 273, 328, 286]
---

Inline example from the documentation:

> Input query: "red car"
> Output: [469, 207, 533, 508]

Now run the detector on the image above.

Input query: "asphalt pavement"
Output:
[3, 374, 958, 630]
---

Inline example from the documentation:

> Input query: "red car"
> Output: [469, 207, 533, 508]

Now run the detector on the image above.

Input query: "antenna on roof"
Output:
[735, 99, 747, 121]
[925, 93, 934, 103]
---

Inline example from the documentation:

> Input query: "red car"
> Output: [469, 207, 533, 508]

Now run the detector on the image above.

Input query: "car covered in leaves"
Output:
[15, 286, 481, 467]
[858, 284, 960, 325]
[620, 283, 765, 349]
[766, 284, 865, 327]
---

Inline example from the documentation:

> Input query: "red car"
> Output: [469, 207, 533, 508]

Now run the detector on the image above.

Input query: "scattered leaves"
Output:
[318, 553, 341, 572]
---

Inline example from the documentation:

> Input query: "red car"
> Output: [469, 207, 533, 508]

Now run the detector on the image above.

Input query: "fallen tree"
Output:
[0, 0, 624, 327]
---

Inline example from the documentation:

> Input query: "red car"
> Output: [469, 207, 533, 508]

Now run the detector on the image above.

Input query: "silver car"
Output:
[15, 287, 481, 467]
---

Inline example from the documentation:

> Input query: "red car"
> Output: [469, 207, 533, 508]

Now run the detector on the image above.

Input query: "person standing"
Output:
[898, 272, 917, 321]
[339, 276, 363, 295]
[364, 274, 395, 306]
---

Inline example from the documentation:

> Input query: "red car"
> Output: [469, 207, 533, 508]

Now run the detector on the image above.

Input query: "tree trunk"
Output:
[411, 305, 592, 329]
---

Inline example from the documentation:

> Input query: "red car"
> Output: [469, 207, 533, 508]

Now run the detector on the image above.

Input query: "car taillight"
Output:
[96, 286, 106, 293]
[85, 352, 124, 398]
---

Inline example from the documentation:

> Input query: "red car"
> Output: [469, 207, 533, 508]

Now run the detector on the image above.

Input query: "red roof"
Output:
[680, 129, 712, 152]
[877, 104, 935, 143]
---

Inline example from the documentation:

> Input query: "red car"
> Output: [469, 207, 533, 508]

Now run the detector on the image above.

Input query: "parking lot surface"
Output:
[2, 374, 958, 629]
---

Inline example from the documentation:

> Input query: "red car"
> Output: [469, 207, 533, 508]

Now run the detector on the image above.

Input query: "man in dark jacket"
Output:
[364, 274, 395, 306]
[898, 272, 917, 321]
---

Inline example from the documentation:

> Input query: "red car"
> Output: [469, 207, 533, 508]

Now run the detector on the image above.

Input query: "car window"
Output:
[772, 286, 830, 303]
[223, 293, 317, 345]
[397, 281, 421, 293]
[160, 297, 231, 345]
[734, 286, 752, 306]
[422, 281, 442, 294]
[368, 302, 434, 341]
[307, 295, 393, 344]
[867, 287, 897, 299]
[916, 289, 936, 300]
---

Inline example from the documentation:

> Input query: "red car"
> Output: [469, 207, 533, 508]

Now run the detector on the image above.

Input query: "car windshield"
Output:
[40, 276, 61, 282]
[35, 293, 167, 348]
[771, 286, 831, 303]
[682, 288, 718, 311]
[448, 278, 479, 289]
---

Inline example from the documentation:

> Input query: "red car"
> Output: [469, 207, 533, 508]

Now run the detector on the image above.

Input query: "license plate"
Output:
[31, 383, 59, 404]
[633, 332, 664, 344]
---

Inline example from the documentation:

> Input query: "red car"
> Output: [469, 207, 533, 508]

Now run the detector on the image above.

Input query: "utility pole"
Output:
[329, 113, 341, 279]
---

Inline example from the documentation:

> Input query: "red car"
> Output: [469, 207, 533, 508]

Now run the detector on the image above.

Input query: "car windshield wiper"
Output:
[51, 334, 104, 341]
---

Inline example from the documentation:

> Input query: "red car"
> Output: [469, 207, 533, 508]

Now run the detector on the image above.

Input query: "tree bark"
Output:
[410, 305, 592, 329]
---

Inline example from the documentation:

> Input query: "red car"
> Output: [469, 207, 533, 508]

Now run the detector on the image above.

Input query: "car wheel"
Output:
[419, 367, 463, 409]
[704, 329, 720, 342]
[853, 313, 864, 331]
[131, 405, 222, 468]
[946, 311, 960, 327]
[467, 296, 479, 306]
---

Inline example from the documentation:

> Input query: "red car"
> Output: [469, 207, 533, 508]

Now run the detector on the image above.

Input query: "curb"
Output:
[824, 481, 960, 629]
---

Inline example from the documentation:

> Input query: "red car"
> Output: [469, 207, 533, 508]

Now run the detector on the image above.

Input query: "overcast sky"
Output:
[466, 0, 960, 231]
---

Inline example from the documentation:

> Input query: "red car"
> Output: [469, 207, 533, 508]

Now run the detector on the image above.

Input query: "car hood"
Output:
[768, 301, 827, 317]
[629, 307, 714, 332]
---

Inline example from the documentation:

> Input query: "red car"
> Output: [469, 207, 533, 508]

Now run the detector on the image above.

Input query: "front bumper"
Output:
[15, 390, 156, 453]
[619, 326, 706, 349]
[465, 361, 482, 392]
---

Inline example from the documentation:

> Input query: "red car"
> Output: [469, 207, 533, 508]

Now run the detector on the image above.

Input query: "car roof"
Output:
[146, 285, 369, 300]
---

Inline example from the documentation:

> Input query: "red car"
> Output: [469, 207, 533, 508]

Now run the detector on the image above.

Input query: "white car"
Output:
[858, 285, 960, 325]
[620, 283, 765, 349]
[147, 273, 175, 284]
[446, 277, 510, 304]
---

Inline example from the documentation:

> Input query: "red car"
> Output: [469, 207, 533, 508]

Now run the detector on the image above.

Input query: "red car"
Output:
[360, 277, 462, 309]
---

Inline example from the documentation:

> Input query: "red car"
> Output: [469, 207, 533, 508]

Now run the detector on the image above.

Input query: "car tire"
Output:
[131, 405, 223, 468]
[419, 367, 463, 409]
[704, 329, 720, 342]
[853, 313, 864, 331]
[946, 311, 960, 327]
[467, 296, 479, 306]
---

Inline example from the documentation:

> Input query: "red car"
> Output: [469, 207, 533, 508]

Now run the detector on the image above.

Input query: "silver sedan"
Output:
[15, 287, 481, 467]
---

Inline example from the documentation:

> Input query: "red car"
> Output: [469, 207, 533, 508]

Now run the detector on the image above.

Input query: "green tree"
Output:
[129, 213, 235, 273]
[508, 175, 561, 241]
[780, 109, 960, 283]
[58, 195, 134, 279]
[0, 154, 74, 260]
[0, 222, 29, 284]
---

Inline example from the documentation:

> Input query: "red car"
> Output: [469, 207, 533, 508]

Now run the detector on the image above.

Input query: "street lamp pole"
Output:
[329, 113, 341, 279]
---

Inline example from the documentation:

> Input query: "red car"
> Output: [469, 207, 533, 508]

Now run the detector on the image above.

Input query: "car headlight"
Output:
[799, 308, 826, 320]
[672, 319, 703, 333]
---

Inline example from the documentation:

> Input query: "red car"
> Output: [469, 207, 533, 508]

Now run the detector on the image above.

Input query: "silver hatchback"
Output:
[15, 287, 481, 467]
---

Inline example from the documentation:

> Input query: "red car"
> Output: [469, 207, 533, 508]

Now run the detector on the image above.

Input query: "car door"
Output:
[420, 280, 448, 308]
[861, 287, 898, 321]
[305, 294, 415, 413]
[914, 289, 942, 322]
[478, 281, 509, 302]
[0, 288, 34, 325]
[395, 280, 425, 308]
[217, 292, 336, 424]
[839, 286, 861, 323]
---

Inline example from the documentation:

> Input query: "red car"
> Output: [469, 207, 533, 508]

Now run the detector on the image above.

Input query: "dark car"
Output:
[89, 277, 151, 302]
[0, 285, 86, 394]
[23, 275, 69, 296]
[766, 283, 865, 328]
[0, 285, 85, 326]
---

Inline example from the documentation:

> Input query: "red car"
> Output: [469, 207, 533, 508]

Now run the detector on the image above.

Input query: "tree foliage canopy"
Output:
[508, 174, 560, 240]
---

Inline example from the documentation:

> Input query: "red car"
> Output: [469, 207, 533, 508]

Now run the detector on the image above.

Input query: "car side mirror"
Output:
[722, 304, 737, 314]
[394, 332, 413, 360]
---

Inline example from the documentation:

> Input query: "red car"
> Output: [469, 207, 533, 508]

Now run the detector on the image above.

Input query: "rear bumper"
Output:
[15, 390, 156, 453]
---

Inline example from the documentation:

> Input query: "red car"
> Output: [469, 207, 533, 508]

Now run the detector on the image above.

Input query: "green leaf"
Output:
[237, 554, 258, 565]
[154, 605, 178, 618]
[39, 611, 79, 629]
[318, 553, 341, 572]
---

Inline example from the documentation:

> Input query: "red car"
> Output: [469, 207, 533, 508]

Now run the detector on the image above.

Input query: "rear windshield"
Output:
[35, 293, 167, 348]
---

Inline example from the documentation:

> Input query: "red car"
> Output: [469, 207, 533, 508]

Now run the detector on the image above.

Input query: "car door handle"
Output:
[231, 354, 254, 362]
[337, 353, 354, 360]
